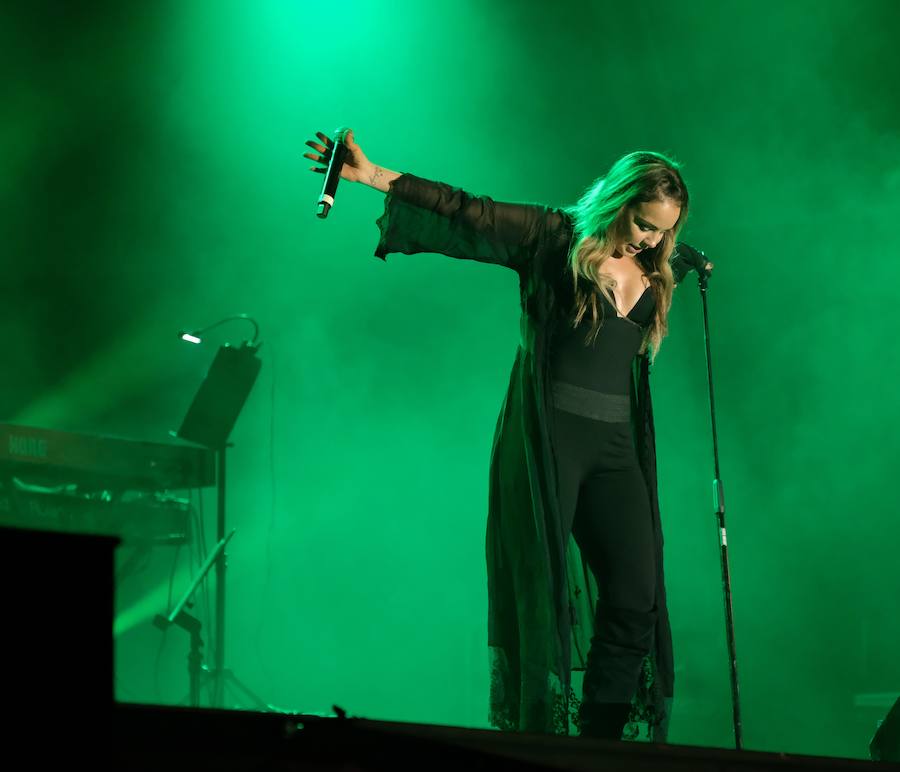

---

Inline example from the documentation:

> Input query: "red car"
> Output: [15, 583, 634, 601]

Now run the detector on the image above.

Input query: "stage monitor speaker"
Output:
[870, 695, 900, 762]
[2, 526, 116, 749]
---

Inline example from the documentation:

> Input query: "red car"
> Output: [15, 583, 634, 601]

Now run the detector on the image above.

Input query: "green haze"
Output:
[2, 0, 899, 760]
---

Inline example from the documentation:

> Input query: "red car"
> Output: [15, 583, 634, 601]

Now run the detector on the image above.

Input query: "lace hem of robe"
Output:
[489, 646, 669, 740]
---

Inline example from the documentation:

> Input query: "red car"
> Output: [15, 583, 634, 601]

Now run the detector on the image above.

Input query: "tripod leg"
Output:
[220, 670, 270, 711]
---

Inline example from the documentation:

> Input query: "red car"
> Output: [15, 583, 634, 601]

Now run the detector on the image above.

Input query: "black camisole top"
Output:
[550, 285, 656, 397]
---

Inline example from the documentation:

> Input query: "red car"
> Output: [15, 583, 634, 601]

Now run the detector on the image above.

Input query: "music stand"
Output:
[175, 341, 264, 709]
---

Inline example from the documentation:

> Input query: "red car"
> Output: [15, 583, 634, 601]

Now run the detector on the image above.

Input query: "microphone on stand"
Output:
[671, 242, 714, 284]
[316, 127, 351, 219]
[671, 238, 742, 749]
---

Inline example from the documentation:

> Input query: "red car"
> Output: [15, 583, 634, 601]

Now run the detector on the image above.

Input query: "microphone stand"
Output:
[696, 268, 743, 750]
[153, 530, 235, 707]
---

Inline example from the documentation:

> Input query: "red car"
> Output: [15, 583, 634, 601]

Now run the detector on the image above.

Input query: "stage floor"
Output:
[101, 702, 900, 771]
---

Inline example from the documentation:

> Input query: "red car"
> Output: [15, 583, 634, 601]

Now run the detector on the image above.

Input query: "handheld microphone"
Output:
[671, 242, 714, 284]
[316, 127, 350, 219]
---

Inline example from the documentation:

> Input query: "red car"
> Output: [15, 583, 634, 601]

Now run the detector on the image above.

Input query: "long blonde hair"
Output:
[564, 150, 689, 358]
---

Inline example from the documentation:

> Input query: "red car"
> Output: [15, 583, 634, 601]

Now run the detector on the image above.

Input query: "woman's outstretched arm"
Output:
[304, 127, 562, 271]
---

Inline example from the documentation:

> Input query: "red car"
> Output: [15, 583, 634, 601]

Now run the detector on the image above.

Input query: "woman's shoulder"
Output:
[541, 207, 574, 250]
[530, 209, 574, 291]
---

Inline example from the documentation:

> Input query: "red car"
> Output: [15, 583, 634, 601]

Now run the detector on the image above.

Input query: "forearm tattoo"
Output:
[369, 166, 385, 186]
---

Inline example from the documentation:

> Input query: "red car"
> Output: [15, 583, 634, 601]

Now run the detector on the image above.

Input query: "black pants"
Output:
[552, 405, 657, 706]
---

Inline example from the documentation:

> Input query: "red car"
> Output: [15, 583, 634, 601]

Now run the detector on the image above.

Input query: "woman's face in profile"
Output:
[613, 198, 680, 259]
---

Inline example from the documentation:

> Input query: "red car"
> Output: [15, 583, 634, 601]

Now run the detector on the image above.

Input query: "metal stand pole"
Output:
[212, 446, 227, 708]
[697, 271, 742, 750]
[207, 445, 270, 711]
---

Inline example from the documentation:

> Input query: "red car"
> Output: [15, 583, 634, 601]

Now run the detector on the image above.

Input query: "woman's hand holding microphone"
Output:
[304, 128, 399, 193]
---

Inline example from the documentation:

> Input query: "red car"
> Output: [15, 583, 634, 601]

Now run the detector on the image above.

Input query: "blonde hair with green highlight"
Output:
[564, 150, 689, 358]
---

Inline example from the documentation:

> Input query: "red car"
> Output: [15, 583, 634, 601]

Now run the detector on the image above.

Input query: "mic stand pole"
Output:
[697, 269, 743, 750]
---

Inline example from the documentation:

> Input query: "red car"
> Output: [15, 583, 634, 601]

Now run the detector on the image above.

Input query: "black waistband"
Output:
[551, 381, 631, 423]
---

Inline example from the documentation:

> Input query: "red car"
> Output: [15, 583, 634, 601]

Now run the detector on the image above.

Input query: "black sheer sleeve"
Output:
[374, 174, 557, 274]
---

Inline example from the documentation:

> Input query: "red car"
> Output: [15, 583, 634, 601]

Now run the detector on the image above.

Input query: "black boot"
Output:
[578, 701, 631, 740]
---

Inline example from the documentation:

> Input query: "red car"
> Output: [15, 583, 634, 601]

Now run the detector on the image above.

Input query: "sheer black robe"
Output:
[374, 174, 674, 740]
